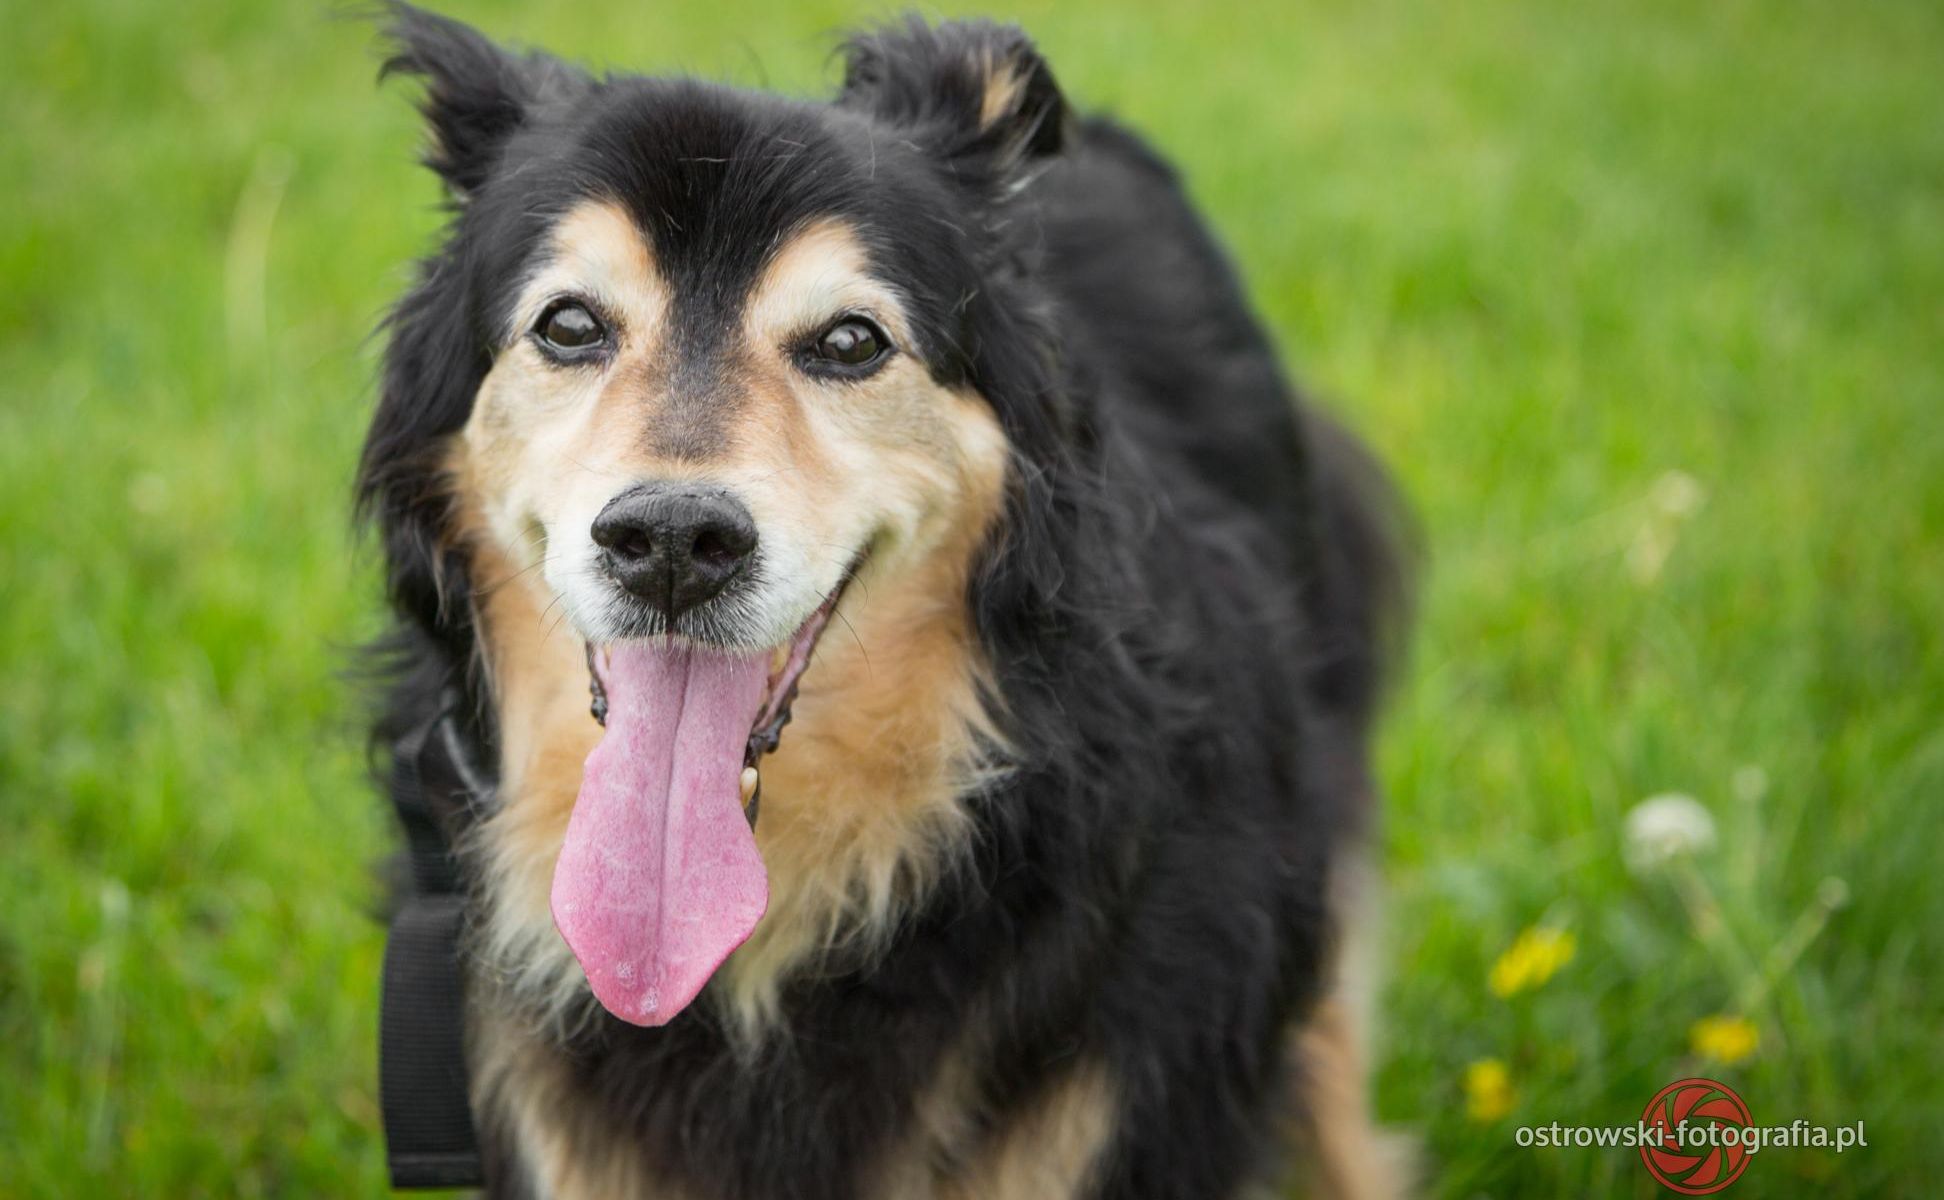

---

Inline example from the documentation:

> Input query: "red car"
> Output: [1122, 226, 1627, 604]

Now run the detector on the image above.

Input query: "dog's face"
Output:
[367, 10, 1069, 1029]
[467, 202, 991, 658]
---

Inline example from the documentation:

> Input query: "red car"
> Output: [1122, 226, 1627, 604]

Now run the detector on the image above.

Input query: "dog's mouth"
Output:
[549, 568, 856, 1027]
[583, 581, 843, 825]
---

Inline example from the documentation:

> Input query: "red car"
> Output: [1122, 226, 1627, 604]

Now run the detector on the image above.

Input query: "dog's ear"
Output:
[838, 19, 1069, 199]
[379, 2, 590, 197]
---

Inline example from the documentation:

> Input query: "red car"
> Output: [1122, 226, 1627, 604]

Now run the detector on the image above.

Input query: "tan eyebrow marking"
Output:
[745, 218, 911, 350]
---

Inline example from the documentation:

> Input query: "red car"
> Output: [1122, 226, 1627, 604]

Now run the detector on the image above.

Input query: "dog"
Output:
[358, 6, 1411, 1197]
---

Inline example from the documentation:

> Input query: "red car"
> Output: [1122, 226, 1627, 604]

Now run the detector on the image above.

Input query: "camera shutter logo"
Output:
[1640, 1077, 1754, 1193]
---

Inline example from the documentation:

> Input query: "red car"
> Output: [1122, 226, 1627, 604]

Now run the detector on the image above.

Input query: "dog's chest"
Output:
[476, 1003, 1116, 1200]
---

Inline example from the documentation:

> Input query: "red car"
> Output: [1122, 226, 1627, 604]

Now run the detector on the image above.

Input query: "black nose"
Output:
[591, 485, 758, 619]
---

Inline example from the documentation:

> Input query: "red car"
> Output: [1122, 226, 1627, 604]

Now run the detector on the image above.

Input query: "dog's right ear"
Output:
[378, 2, 589, 198]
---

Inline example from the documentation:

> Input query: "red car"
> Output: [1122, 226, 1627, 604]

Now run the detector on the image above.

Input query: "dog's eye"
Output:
[813, 318, 888, 368]
[535, 301, 607, 355]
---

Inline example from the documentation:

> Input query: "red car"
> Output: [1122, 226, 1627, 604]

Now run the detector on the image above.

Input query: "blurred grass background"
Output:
[2, 0, 1940, 1195]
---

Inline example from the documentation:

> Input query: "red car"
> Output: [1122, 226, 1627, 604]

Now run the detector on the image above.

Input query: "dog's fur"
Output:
[358, 7, 1412, 1197]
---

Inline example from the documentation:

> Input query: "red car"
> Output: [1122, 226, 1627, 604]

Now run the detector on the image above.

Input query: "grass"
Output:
[2, 0, 1938, 1194]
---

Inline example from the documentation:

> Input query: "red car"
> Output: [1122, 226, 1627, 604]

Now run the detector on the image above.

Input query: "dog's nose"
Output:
[591, 486, 758, 618]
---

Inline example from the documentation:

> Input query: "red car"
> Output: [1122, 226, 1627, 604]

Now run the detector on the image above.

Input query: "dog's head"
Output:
[361, 6, 1071, 1026]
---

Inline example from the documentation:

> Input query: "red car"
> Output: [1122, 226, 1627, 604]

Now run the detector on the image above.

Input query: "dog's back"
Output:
[1044, 114, 1411, 747]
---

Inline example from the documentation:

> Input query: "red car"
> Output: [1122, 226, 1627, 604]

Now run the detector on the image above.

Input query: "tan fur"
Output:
[817, 1020, 1118, 1200]
[477, 1003, 1115, 1200]
[472, 1010, 670, 1200]
[1287, 859, 1414, 1200]
[447, 200, 1013, 1051]
[977, 55, 1030, 135]
[709, 476, 1009, 1034]
[458, 530, 606, 1025]
[941, 1065, 1116, 1199]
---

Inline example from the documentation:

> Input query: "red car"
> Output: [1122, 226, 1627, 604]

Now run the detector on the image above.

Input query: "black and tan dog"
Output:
[359, 5, 1411, 1196]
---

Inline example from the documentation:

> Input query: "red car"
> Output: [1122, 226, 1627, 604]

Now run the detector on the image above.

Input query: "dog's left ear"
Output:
[379, 2, 591, 198]
[837, 19, 1069, 200]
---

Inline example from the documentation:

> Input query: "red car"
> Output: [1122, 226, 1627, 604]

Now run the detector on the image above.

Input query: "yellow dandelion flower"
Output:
[1489, 927, 1577, 998]
[1464, 1058, 1517, 1122]
[1690, 1014, 1759, 1066]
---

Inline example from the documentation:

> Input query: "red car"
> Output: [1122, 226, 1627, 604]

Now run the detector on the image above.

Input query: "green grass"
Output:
[2, 0, 1939, 1194]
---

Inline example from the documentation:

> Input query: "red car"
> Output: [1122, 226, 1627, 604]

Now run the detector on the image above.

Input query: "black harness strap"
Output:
[380, 700, 490, 1189]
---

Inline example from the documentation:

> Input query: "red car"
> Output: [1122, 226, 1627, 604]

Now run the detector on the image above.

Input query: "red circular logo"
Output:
[1640, 1077, 1755, 1193]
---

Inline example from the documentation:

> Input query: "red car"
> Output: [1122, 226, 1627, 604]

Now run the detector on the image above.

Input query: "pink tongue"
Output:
[550, 642, 770, 1026]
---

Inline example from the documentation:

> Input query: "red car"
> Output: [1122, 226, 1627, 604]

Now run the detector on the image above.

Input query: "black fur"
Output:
[359, 6, 1410, 1197]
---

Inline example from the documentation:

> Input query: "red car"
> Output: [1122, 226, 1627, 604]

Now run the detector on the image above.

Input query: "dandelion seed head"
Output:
[1625, 792, 1718, 874]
